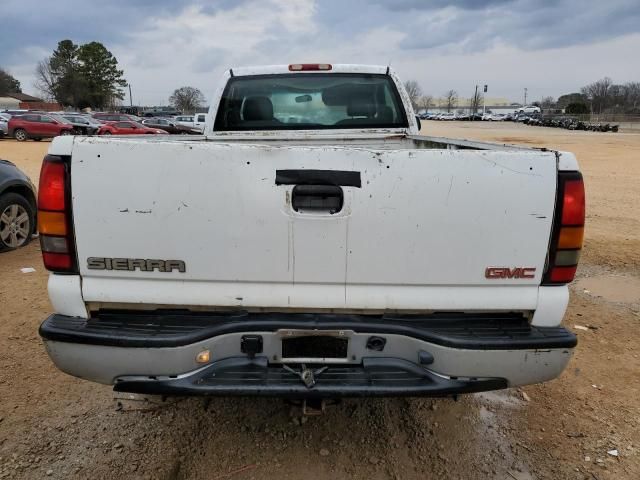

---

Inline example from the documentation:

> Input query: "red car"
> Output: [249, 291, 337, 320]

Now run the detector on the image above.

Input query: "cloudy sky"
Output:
[1, 0, 639, 105]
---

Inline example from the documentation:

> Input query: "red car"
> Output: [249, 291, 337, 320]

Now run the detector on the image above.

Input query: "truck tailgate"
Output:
[70, 137, 557, 311]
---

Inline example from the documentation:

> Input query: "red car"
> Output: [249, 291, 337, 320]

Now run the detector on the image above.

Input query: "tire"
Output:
[60, 130, 71, 136]
[33, 137, 42, 141]
[102, 131, 111, 135]
[14, 129, 27, 142]
[0, 193, 35, 252]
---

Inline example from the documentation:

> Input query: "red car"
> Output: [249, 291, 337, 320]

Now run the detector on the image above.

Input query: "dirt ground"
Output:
[0, 122, 638, 480]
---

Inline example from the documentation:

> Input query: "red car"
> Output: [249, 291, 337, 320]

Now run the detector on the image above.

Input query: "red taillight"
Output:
[288, 63, 332, 71]
[38, 161, 66, 210]
[561, 179, 585, 226]
[543, 171, 585, 285]
[38, 155, 77, 273]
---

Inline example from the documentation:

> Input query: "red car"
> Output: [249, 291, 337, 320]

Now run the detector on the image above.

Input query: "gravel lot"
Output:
[0, 122, 638, 479]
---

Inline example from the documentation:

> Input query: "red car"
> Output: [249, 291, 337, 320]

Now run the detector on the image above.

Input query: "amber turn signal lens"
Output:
[196, 350, 211, 364]
[38, 211, 67, 235]
[557, 226, 584, 249]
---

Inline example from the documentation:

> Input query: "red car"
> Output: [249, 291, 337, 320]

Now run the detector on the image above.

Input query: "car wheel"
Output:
[14, 129, 27, 142]
[102, 131, 111, 135]
[0, 193, 34, 252]
[60, 130, 71, 136]
[33, 137, 42, 141]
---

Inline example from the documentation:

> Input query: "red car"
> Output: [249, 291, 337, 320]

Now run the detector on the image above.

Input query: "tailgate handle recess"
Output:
[291, 184, 343, 214]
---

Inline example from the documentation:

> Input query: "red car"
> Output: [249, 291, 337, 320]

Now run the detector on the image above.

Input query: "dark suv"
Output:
[92, 113, 141, 123]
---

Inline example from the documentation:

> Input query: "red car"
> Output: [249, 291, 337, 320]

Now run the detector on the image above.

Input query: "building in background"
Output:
[0, 93, 62, 111]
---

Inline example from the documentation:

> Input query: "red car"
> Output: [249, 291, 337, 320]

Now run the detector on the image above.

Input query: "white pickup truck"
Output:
[38, 64, 584, 399]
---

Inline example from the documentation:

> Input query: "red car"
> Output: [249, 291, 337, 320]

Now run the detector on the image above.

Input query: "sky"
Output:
[1, 0, 639, 106]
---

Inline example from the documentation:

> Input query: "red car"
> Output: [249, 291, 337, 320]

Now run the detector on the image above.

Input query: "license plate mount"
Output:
[280, 331, 349, 362]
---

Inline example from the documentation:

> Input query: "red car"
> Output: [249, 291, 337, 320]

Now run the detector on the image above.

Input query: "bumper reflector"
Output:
[196, 350, 211, 364]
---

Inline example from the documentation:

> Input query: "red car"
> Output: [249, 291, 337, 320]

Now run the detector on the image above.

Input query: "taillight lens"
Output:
[38, 155, 77, 273]
[543, 171, 585, 285]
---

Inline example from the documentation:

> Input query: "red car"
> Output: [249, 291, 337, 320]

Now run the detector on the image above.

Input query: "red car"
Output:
[8, 113, 74, 142]
[97, 121, 168, 135]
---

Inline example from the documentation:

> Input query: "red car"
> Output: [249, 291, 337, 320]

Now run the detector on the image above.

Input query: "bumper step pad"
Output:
[114, 356, 507, 398]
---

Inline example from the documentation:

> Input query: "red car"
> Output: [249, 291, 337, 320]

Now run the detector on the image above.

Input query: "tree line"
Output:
[405, 78, 640, 115]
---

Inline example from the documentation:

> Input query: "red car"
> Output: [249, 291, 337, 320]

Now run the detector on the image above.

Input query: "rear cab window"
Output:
[214, 73, 408, 131]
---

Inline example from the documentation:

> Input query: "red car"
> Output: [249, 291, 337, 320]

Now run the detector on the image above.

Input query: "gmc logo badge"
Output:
[485, 267, 536, 279]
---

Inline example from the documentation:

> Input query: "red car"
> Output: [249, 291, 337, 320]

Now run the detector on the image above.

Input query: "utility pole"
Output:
[524, 87, 528, 107]
[472, 84, 478, 120]
[483, 84, 488, 116]
[128, 83, 133, 107]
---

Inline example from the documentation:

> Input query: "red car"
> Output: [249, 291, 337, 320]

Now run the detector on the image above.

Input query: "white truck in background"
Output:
[174, 113, 207, 133]
[37, 64, 584, 399]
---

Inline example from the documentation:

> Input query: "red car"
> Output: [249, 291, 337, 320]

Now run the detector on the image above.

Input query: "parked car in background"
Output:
[193, 113, 207, 132]
[97, 121, 168, 135]
[92, 113, 142, 123]
[142, 110, 180, 118]
[172, 113, 207, 132]
[439, 112, 456, 120]
[174, 115, 194, 127]
[8, 113, 74, 141]
[141, 118, 200, 134]
[60, 114, 102, 135]
[518, 106, 541, 114]
[0, 159, 37, 251]
[1, 109, 29, 116]
[0, 114, 9, 138]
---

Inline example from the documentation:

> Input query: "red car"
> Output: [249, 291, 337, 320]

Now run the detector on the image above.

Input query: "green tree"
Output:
[35, 40, 126, 109]
[565, 102, 589, 114]
[557, 92, 587, 109]
[48, 40, 85, 107]
[0, 68, 21, 95]
[77, 42, 127, 109]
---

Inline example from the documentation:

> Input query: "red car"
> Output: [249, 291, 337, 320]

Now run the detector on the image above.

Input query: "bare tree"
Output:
[623, 82, 640, 111]
[444, 90, 458, 113]
[541, 96, 555, 110]
[169, 86, 205, 114]
[419, 95, 434, 113]
[34, 58, 56, 101]
[403, 80, 422, 110]
[470, 90, 483, 114]
[581, 77, 612, 114]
